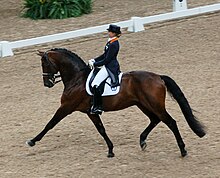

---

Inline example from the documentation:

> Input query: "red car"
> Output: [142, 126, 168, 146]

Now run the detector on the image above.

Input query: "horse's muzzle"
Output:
[42, 73, 61, 88]
[43, 78, 55, 88]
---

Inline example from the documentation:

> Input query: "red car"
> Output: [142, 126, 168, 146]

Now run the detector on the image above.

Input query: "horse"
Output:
[26, 48, 206, 158]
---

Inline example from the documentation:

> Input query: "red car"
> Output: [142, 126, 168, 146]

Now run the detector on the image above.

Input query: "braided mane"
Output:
[50, 48, 87, 67]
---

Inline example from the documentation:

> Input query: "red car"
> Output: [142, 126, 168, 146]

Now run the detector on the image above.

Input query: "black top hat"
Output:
[107, 24, 121, 34]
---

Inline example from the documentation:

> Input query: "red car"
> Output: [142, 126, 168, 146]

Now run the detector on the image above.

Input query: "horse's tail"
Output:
[160, 75, 206, 138]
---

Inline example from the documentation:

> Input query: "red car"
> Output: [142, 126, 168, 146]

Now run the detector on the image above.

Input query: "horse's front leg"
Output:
[26, 105, 71, 147]
[87, 113, 114, 158]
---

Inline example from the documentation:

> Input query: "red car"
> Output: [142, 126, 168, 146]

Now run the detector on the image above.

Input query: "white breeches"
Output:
[91, 66, 109, 87]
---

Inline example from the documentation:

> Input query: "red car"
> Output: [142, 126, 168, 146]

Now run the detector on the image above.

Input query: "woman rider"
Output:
[88, 24, 121, 115]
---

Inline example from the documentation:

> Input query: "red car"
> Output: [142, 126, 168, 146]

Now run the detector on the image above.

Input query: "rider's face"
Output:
[108, 31, 116, 38]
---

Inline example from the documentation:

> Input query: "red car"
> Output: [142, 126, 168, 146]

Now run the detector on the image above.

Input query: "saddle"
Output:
[86, 68, 123, 96]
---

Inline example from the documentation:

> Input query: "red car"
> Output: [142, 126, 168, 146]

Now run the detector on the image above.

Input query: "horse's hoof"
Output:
[181, 150, 187, 157]
[107, 152, 115, 158]
[140, 141, 147, 151]
[26, 140, 35, 147]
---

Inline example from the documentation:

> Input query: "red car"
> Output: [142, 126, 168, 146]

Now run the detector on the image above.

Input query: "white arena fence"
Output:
[1, 1, 220, 58]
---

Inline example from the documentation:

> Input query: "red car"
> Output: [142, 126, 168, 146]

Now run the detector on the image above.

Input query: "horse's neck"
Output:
[59, 63, 88, 88]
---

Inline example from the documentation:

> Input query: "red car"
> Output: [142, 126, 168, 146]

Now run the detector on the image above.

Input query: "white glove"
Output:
[88, 59, 95, 69]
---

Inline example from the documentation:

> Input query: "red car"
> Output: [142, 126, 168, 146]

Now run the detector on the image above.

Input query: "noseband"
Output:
[42, 72, 61, 85]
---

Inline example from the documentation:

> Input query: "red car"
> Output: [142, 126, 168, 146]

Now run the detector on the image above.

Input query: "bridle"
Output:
[42, 52, 61, 86]
[42, 72, 61, 85]
[41, 51, 91, 87]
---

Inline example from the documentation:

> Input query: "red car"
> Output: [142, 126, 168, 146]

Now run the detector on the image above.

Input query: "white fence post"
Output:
[0, 41, 13, 57]
[128, 17, 145, 32]
[173, 0, 188, 11]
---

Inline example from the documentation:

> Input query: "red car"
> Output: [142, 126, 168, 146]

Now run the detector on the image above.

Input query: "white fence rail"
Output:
[141, 3, 220, 24]
[10, 20, 133, 50]
[1, 2, 220, 58]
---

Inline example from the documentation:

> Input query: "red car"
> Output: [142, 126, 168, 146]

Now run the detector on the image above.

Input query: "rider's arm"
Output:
[94, 44, 118, 67]
[94, 53, 105, 62]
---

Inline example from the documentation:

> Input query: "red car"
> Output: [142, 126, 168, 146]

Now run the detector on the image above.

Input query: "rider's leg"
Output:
[91, 66, 109, 87]
[91, 85, 102, 114]
[91, 66, 108, 114]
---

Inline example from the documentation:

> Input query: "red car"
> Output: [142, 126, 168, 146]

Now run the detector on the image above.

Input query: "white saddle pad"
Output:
[86, 69, 123, 96]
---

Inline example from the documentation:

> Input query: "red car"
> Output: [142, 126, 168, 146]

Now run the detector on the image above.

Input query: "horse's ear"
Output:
[37, 50, 44, 57]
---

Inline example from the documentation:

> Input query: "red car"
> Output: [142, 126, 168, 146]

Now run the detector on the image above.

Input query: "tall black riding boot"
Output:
[91, 85, 103, 115]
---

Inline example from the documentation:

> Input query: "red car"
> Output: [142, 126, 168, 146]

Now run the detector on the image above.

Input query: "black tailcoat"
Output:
[94, 38, 120, 76]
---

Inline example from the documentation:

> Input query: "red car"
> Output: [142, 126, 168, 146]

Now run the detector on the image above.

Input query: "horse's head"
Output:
[37, 48, 90, 88]
[37, 50, 60, 88]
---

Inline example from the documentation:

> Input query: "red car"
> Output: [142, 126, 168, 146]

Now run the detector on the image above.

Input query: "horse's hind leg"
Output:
[137, 100, 186, 156]
[160, 111, 187, 157]
[140, 107, 187, 157]
[87, 113, 114, 158]
[137, 105, 161, 150]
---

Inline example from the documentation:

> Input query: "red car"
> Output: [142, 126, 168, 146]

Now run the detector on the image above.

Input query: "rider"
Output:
[88, 24, 122, 115]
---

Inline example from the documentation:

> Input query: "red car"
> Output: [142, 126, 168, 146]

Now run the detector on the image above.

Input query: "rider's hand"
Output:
[88, 59, 95, 69]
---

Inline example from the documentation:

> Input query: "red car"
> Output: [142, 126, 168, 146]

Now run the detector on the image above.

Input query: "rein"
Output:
[42, 66, 89, 87]
[80, 65, 91, 72]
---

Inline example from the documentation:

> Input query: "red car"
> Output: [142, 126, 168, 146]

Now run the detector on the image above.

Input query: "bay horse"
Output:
[26, 48, 206, 158]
